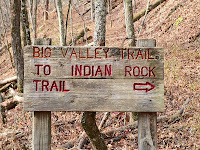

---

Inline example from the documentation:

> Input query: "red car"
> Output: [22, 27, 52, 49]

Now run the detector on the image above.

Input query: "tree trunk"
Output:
[0, 1, 7, 44]
[133, 0, 137, 11]
[65, 0, 71, 45]
[81, 112, 107, 150]
[81, 0, 107, 149]
[21, 0, 31, 46]
[69, 28, 89, 45]
[33, 0, 37, 41]
[0, 93, 7, 124]
[21, 13, 27, 47]
[70, 5, 74, 45]
[123, 0, 136, 124]
[91, 0, 94, 22]
[31, 0, 34, 13]
[44, 0, 49, 20]
[123, 0, 135, 46]
[27, 0, 34, 33]
[11, 0, 24, 93]
[56, 0, 66, 46]
[94, 0, 106, 46]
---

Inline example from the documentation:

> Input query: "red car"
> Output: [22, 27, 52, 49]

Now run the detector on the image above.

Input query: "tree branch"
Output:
[72, 4, 88, 45]
[0, 88, 24, 110]
[132, 0, 167, 23]
[0, 76, 17, 87]
[103, 98, 191, 135]
[138, 0, 150, 36]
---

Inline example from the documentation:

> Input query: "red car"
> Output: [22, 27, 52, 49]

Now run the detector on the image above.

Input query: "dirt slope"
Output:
[0, 0, 199, 149]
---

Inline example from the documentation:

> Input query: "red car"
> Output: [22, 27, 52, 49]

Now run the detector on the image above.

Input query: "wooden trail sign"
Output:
[24, 46, 164, 112]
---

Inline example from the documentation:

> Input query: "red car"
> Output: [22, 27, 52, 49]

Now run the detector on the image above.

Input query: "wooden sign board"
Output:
[24, 46, 164, 112]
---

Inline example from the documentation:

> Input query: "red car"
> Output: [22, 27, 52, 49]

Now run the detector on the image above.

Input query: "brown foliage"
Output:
[0, 0, 199, 149]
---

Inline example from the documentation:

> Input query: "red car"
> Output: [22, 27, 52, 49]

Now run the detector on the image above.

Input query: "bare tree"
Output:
[31, 0, 34, 13]
[0, 93, 7, 124]
[65, 0, 71, 44]
[21, 0, 31, 46]
[138, 0, 150, 36]
[11, 0, 24, 93]
[0, 2, 6, 45]
[33, 0, 38, 41]
[133, 0, 137, 11]
[81, 0, 107, 149]
[44, 0, 49, 20]
[70, 4, 74, 45]
[123, 0, 137, 124]
[72, 3, 88, 45]
[56, 0, 66, 46]
[94, 0, 106, 46]
[91, 0, 94, 22]
[123, 0, 136, 46]
[0, 0, 11, 46]
[27, 0, 34, 34]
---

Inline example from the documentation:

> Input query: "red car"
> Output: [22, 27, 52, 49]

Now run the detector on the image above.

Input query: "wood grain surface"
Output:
[24, 46, 164, 112]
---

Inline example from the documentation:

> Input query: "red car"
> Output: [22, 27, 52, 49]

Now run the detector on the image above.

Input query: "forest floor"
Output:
[0, 0, 200, 149]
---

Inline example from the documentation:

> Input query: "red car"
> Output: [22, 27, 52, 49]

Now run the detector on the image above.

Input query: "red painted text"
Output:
[33, 46, 51, 58]
[33, 80, 70, 92]
[71, 65, 112, 77]
[125, 66, 156, 77]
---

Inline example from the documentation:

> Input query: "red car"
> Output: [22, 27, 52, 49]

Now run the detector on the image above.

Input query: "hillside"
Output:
[0, 0, 199, 149]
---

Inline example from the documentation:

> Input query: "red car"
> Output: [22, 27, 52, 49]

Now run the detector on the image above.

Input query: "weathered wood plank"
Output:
[24, 78, 164, 112]
[24, 46, 163, 57]
[24, 46, 164, 112]
[24, 46, 163, 61]
[24, 46, 163, 79]
[24, 59, 163, 79]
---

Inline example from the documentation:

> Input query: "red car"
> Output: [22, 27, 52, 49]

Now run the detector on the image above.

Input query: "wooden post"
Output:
[137, 39, 157, 150]
[32, 38, 52, 150]
[0, 93, 7, 124]
[33, 111, 51, 149]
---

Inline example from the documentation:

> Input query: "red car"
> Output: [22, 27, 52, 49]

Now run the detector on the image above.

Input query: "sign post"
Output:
[32, 38, 52, 150]
[24, 39, 164, 149]
[137, 39, 158, 150]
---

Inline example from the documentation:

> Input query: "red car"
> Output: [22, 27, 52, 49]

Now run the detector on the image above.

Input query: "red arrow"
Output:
[133, 82, 155, 93]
